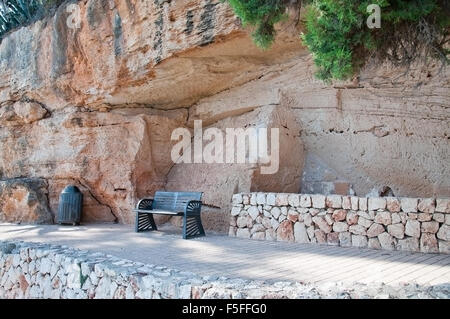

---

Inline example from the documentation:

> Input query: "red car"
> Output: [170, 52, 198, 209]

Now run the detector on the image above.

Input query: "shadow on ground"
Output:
[0, 223, 449, 285]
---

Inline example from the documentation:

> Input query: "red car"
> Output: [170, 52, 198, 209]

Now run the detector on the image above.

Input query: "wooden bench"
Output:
[133, 191, 205, 239]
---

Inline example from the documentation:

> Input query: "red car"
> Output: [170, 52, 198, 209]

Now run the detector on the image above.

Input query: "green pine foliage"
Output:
[301, 0, 370, 81]
[225, 0, 450, 81]
[0, 0, 64, 40]
[224, 0, 289, 49]
[1, 0, 448, 82]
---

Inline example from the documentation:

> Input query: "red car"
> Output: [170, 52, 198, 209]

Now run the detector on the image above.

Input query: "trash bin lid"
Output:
[61, 185, 81, 193]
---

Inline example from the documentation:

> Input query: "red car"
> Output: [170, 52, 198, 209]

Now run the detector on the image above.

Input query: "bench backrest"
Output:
[153, 191, 203, 212]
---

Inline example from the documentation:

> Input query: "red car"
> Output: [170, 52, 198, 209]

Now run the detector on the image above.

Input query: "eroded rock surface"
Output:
[167, 103, 304, 231]
[0, 0, 448, 231]
[0, 107, 187, 224]
[0, 178, 53, 224]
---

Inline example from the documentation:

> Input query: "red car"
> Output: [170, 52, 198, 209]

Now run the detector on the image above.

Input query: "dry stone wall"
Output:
[1, 240, 448, 299]
[229, 193, 450, 254]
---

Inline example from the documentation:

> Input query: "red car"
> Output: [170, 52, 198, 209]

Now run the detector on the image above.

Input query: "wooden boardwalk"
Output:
[0, 223, 449, 286]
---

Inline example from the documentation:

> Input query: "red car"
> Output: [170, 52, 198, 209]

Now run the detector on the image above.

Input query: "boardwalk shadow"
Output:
[0, 223, 449, 285]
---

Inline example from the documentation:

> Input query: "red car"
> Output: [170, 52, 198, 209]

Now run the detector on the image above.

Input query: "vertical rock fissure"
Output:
[77, 179, 119, 223]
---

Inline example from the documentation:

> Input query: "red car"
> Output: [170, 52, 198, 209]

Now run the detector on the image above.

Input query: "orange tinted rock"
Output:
[332, 209, 347, 222]
[0, 178, 53, 224]
[276, 220, 294, 242]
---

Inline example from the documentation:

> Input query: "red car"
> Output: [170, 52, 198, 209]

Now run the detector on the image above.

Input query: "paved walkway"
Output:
[0, 223, 449, 286]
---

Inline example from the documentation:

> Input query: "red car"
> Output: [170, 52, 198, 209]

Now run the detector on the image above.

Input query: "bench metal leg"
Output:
[135, 212, 157, 232]
[183, 215, 205, 239]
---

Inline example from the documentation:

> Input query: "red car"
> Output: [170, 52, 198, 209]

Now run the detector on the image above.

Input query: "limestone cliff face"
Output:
[194, 56, 450, 199]
[0, 0, 448, 230]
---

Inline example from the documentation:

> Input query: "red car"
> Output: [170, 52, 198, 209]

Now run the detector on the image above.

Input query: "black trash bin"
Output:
[57, 185, 83, 225]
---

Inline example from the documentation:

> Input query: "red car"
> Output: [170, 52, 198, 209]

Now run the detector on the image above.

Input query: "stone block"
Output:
[378, 232, 395, 251]
[386, 197, 401, 213]
[352, 235, 368, 248]
[300, 195, 311, 208]
[311, 195, 326, 209]
[315, 229, 327, 244]
[368, 197, 386, 211]
[374, 211, 391, 226]
[266, 193, 276, 206]
[368, 238, 381, 250]
[271, 218, 280, 230]
[401, 198, 418, 213]
[438, 241, 450, 254]
[405, 220, 421, 238]
[265, 229, 276, 241]
[397, 237, 419, 252]
[418, 198, 435, 214]
[232, 194, 243, 204]
[358, 216, 373, 228]
[236, 228, 250, 239]
[250, 224, 265, 234]
[276, 221, 294, 242]
[387, 223, 405, 239]
[288, 194, 300, 207]
[333, 222, 349, 233]
[261, 217, 271, 229]
[236, 216, 248, 228]
[339, 232, 352, 247]
[303, 214, 312, 227]
[346, 211, 359, 225]
[248, 206, 260, 220]
[437, 224, 449, 241]
[432, 213, 444, 223]
[367, 223, 385, 237]
[250, 194, 257, 205]
[275, 194, 289, 206]
[252, 232, 265, 241]
[436, 199, 450, 213]
[294, 222, 309, 243]
[391, 213, 401, 224]
[326, 195, 342, 208]
[256, 193, 266, 205]
[327, 232, 339, 246]
[306, 226, 315, 240]
[417, 213, 432, 222]
[271, 207, 281, 219]
[421, 221, 439, 234]
[332, 209, 347, 222]
[350, 196, 359, 210]
[420, 233, 438, 253]
[349, 225, 366, 236]
[312, 216, 332, 233]
[324, 214, 334, 226]
[342, 196, 351, 210]
[359, 198, 368, 211]
[287, 210, 298, 223]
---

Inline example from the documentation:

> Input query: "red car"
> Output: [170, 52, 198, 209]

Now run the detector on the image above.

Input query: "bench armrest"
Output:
[136, 198, 154, 210]
[184, 200, 202, 216]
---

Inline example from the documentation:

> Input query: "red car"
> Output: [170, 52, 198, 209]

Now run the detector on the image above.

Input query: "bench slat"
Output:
[133, 209, 183, 216]
[152, 191, 202, 211]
